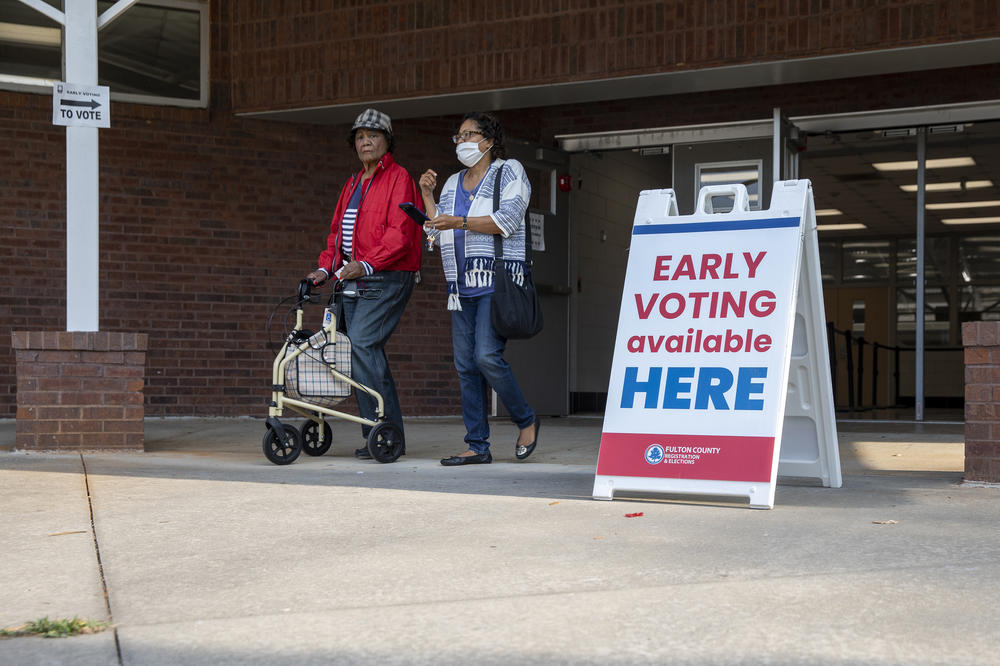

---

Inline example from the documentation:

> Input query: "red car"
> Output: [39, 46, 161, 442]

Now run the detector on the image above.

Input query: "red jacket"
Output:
[317, 152, 423, 274]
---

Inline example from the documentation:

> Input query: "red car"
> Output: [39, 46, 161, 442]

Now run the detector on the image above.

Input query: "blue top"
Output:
[453, 171, 493, 297]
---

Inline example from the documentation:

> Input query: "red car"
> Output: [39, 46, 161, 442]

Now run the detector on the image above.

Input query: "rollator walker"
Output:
[263, 279, 404, 465]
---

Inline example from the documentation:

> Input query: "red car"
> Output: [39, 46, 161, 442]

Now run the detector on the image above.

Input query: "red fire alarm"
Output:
[557, 174, 573, 192]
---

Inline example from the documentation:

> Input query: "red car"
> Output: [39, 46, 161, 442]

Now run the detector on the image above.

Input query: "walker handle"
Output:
[297, 279, 314, 303]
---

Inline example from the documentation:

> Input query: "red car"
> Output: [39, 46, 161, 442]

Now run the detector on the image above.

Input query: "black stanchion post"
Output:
[827, 322, 837, 404]
[856, 337, 866, 409]
[871, 342, 880, 409]
[844, 330, 855, 411]
[894, 346, 901, 407]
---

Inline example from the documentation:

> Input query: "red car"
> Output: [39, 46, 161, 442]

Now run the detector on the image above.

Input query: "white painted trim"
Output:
[0, 73, 59, 90]
[15, 0, 65, 26]
[555, 99, 1000, 152]
[557, 120, 774, 152]
[792, 98, 1000, 133]
[98, 0, 141, 31]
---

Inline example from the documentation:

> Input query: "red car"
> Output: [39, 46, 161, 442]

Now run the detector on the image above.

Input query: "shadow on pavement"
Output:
[0, 416, 970, 507]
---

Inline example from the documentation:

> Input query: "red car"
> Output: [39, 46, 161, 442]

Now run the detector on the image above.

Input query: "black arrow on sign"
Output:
[61, 98, 101, 110]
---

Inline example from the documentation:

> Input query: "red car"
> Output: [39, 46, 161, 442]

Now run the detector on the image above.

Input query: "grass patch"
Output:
[0, 616, 109, 639]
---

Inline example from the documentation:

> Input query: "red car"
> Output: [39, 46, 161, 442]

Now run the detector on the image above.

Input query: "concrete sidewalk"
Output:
[1, 416, 996, 665]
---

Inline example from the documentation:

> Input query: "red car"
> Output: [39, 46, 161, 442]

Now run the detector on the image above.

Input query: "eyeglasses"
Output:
[452, 130, 483, 144]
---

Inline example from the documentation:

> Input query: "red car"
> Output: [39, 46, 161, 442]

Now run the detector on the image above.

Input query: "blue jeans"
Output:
[451, 294, 535, 454]
[340, 271, 415, 438]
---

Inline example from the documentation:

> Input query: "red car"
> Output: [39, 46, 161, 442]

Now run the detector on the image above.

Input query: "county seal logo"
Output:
[644, 444, 665, 465]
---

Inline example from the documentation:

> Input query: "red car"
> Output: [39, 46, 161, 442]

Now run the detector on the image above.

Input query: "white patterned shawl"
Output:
[426, 158, 532, 310]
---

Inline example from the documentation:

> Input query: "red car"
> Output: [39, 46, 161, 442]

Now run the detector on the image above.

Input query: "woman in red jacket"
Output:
[306, 109, 423, 459]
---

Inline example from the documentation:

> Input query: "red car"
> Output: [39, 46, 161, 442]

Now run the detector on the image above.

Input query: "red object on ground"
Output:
[624, 512, 644, 518]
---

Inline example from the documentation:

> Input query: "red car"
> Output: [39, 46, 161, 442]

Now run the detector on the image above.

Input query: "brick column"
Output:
[962, 322, 1000, 483]
[12, 332, 149, 451]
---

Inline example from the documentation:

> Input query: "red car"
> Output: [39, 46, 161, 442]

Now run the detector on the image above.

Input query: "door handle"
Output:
[535, 283, 572, 295]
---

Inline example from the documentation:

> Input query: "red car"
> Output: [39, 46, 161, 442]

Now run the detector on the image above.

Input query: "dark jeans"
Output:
[451, 293, 535, 454]
[340, 271, 415, 438]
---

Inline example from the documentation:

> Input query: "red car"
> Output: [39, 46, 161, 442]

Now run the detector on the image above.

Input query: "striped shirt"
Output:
[334, 178, 373, 278]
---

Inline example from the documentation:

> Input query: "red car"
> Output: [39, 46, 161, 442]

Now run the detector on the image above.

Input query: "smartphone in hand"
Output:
[398, 202, 430, 226]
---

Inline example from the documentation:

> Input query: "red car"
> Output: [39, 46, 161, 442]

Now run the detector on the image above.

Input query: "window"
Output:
[819, 240, 839, 284]
[896, 287, 952, 347]
[960, 285, 1000, 323]
[896, 237, 950, 284]
[694, 160, 762, 213]
[841, 240, 890, 283]
[0, 0, 207, 107]
[0, 0, 62, 82]
[959, 235, 1000, 282]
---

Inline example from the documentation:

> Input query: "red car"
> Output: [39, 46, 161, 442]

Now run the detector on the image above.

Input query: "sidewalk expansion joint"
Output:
[80, 454, 123, 665]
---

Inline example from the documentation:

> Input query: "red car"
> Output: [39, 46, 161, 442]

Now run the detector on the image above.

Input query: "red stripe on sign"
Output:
[596, 432, 775, 482]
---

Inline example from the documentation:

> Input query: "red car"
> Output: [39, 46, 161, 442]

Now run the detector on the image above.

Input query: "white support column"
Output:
[64, 1, 100, 332]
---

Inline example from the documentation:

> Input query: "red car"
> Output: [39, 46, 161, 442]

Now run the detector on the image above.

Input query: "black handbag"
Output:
[490, 165, 543, 339]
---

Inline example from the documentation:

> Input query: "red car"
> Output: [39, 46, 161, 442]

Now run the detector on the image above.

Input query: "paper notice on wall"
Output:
[530, 212, 545, 251]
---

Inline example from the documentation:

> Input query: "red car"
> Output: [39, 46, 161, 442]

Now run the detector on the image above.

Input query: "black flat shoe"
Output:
[515, 419, 540, 460]
[440, 451, 492, 466]
[355, 446, 372, 459]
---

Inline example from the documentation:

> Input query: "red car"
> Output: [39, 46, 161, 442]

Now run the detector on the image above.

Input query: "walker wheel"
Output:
[301, 420, 333, 456]
[263, 424, 302, 465]
[366, 422, 404, 463]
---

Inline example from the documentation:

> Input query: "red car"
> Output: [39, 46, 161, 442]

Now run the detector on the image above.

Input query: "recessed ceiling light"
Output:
[872, 157, 976, 171]
[941, 216, 1000, 225]
[815, 208, 843, 216]
[900, 180, 993, 192]
[817, 223, 867, 231]
[926, 200, 1000, 210]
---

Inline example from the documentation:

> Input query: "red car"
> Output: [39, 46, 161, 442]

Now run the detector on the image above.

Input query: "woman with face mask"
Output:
[419, 112, 540, 466]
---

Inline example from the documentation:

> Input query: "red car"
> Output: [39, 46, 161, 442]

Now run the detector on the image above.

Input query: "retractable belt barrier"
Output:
[593, 180, 841, 509]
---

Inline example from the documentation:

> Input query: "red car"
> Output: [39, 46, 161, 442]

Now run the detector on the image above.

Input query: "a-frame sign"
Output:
[593, 181, 841, 509]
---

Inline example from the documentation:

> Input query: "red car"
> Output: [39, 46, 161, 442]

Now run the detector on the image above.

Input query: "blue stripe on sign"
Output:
[632, 217, 801, 235]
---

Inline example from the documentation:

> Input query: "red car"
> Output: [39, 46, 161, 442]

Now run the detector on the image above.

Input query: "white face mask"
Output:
[456, 139, 488, 167]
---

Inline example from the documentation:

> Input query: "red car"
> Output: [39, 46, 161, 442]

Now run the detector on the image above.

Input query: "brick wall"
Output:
[12, 331, 147, 450]
[229, 0, 1000, 113]
[5, 65, 999, 419]
[0, 1, 462, 420]
[0, 89, 462, 419]
[2, 2, 1000, 421]
[962, 322, 1000, 483]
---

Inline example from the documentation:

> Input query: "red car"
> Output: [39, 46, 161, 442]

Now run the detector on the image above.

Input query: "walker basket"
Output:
[283, 329, 353, 408]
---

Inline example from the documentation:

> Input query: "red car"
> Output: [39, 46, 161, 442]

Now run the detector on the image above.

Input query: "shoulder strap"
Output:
[492, 163, 532, 266]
